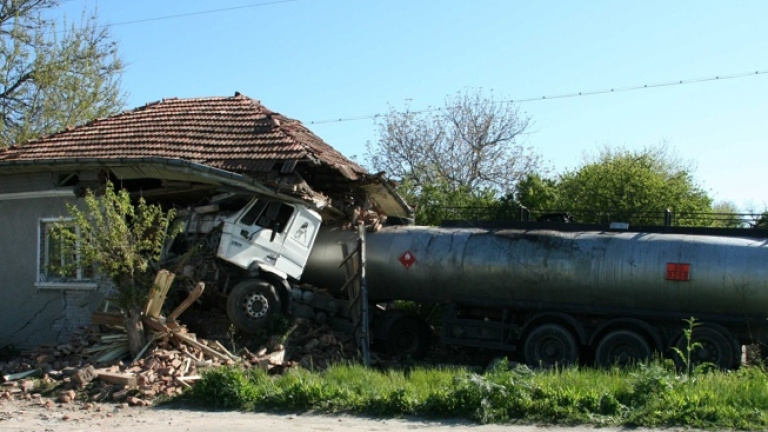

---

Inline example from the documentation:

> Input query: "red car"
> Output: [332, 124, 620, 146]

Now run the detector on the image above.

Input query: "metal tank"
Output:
[302, 225, 768, 318]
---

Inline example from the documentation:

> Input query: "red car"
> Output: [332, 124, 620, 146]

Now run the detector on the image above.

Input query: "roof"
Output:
[0, 93, 365, 180]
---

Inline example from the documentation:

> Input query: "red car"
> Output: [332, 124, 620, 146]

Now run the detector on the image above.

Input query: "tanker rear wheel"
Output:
[595, 330, 652, 367]
[380, 317, 432, 359]
[524, 324, 578, 368]
[674, 326, 738, 370]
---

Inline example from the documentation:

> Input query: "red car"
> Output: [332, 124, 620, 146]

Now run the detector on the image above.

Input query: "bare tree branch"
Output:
[367, 88, 539, 196]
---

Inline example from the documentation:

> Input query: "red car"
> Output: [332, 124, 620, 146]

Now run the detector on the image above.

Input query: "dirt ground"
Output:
[0, 397, 669, 432]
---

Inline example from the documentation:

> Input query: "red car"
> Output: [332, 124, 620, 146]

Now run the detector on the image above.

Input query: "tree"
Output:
[401, 179, 498, 226]
[709, 201, 743, 228]
[0, 0, 125, 146]
[751, 211, 768, 229]
[366, 89, 542, 198]
[516, 173, 561, 213]
[51, 182, 180, 357]
[537, 145, 713, 226]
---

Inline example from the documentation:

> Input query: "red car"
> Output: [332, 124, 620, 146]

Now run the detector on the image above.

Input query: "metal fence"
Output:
[434, 206, 767, 229]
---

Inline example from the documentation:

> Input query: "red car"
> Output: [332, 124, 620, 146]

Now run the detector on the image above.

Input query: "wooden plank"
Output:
[91, 311, 126, 326]
[130, 332, 165, 365]
[1, 369, 39, 383]
[144, 270, 176, 319]
[100, 334, 128, 342]
[97, 371, 137, 386]
[167, 282, 205, 322]
[172, 333, 231, 362]
[95, 345, 129, 363]
[177, 375, 201, 382]
[212, 340, 238, 360]
[82, 342, 126, 354]
[141, 316, 171, 334]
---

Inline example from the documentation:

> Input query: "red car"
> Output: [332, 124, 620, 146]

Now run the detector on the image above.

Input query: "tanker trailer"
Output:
[302, 222, 768, 368]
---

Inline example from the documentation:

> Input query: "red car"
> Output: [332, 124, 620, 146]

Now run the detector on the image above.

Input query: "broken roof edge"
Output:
[0, 157, 329, 210]
[359, 172, 415, 219]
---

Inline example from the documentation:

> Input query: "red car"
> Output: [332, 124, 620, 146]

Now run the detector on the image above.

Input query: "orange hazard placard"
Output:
[666, 263, 691, 281]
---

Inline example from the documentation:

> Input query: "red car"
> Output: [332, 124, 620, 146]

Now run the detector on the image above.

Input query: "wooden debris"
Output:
[0, 285, 361, 408]
[91, 311, 126, 326]
[172, 333, 230, 362]
[143, 270, 175, 319]
[96, 371, 137, 386]
[1, 369, 38, 383]
[95, 346, 129, 363]
[167, 282, 205, 322]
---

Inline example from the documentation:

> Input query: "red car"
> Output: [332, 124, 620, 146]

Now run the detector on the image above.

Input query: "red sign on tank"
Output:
[399, 250, 416, 269]
[666, 263, 691, 281]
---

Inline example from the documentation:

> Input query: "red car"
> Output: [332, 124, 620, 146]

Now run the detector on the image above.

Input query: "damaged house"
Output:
[0, 93, 411, 349]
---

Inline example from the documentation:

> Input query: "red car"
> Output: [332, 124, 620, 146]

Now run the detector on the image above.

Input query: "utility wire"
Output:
[10, 0, 301, 32]
[308, 69, 768, 125]
[105, 0, 299, 27]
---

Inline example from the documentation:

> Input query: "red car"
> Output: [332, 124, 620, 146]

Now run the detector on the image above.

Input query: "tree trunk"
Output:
[124, 309, 146, 359]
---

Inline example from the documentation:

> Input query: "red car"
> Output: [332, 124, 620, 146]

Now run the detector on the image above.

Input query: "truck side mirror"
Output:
[270, 222, 281, 242]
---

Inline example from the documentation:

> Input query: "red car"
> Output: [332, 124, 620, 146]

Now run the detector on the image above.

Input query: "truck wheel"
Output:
[226, 279, 282, 333]
[381, 317, 432, 359]
[595, 330, 651, 367]
[524, 324, 578, 368]
[674, 326, 738, 370]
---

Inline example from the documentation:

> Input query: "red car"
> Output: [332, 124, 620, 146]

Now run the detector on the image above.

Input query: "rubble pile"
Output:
[0, 268, 371, 408]
[0, 316, 360, 408]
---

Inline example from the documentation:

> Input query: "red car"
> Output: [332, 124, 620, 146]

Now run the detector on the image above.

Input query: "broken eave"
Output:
[0, 157, 329, 210]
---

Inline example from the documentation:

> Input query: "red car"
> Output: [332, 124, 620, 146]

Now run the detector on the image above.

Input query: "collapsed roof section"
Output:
[0, 93, 413, 220]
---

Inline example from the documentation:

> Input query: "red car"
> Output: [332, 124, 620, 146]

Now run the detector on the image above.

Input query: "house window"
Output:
[36, 218, 96, 290]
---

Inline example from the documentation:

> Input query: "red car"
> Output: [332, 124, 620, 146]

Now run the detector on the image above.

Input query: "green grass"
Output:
[184, 360, 768, 430]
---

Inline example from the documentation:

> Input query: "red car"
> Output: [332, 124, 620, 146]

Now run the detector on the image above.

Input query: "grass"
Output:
[182, 359, 768, 430]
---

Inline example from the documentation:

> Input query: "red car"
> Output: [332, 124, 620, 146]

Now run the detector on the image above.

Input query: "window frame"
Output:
[35, 217, 97, 290]
[238, 200, 295, 234]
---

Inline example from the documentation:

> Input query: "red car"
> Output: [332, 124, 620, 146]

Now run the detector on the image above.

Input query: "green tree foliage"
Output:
[401, 179, 498, 226]
[51, 182, 180, 314]
[708, 201, 743, 228]
[518, 146, 713, 226]
[516, 173, 560, 213]
[0, 0, 125, 146]
[366, 88, 543, 224]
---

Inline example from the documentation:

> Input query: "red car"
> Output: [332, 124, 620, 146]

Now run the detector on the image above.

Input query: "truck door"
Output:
[275, 206, 322, 279]
[217, 199, 298, 277]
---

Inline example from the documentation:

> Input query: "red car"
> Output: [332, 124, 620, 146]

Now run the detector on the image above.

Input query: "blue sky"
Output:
[59, 0, 768, 210]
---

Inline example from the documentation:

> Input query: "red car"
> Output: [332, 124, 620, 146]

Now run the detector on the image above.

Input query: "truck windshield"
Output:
[239, 200, 294, 233]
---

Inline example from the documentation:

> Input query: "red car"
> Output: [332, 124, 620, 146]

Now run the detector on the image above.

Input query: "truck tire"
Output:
[674, 326, 738, 370]
[595, 330, 652, 367]
[524, 324, 578, 368]
[226, 279, 282, 333]
[381, 317, 432, 359]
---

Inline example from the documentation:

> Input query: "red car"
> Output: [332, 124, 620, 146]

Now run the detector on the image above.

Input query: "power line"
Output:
[307, 69, 768, 125]
[105, 0, 300, 27]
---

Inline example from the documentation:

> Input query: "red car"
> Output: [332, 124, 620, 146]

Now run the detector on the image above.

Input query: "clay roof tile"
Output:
[0, 93, 365, 179]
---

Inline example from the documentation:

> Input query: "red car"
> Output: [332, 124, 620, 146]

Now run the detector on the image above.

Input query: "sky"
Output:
[57, 0, 768, 211]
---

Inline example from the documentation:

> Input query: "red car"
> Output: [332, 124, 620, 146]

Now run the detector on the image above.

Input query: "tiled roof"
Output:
[0, 93, 365, 180]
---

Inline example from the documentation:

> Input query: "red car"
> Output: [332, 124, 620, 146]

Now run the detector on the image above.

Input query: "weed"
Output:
[227, 324, 238, 353]
[183, 360, 768, 430]
[671, 316, 701, 379]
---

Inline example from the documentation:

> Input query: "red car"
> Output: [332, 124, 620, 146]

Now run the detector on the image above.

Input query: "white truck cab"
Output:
[216, 197, 322, 280]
